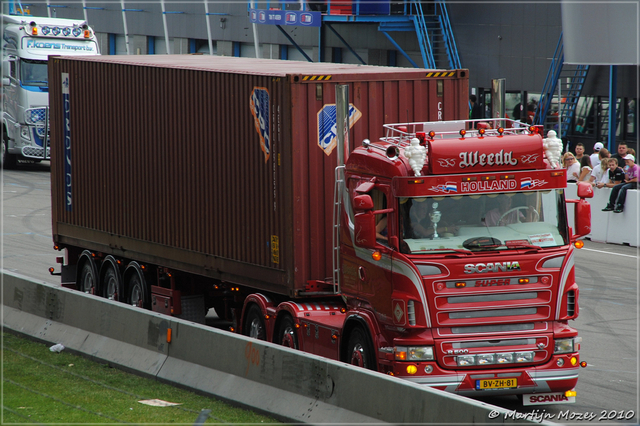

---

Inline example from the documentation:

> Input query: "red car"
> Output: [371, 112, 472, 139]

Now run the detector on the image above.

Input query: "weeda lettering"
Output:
[459, 150, 518, 168]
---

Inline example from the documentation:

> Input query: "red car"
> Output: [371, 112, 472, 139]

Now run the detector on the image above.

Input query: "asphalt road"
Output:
[3, 164, 639, 423]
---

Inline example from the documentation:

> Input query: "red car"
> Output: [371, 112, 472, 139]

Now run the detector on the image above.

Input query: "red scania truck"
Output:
[48, 55, 591, 404]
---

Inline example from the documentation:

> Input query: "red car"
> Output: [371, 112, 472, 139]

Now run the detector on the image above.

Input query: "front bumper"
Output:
[391, 353, 580, 396]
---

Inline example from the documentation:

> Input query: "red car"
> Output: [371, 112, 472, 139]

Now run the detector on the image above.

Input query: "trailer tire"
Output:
[243, 305, 266, 341]
[346, 326, 376, 370]
[77, 252, 98, 295]
[101, 256, 123, 302]
[125, 262, 150, 309]
[277, 315, 299, 349]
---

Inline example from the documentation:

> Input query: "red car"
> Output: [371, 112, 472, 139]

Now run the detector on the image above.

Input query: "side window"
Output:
[9, 58, 17, 79]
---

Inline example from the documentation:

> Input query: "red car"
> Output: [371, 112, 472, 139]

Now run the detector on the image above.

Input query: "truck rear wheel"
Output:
[243, 305, 266, 340]
[346, 327, 376, 370]
[277, 315, 298, 349]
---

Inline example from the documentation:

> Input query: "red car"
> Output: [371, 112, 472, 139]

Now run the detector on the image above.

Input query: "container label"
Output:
[317, 103, 361, 156]
[250, 87, 270, 162]
[62, 73, 72, 211]
[271, 235, 279, 264]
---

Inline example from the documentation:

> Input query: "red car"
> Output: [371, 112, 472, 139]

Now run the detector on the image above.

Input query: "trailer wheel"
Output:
[243, 305, 266, 341]
[277, 315, 299, 349]
[346, 327, 376, 370]
[125, 263, 150, 309]
[101, 257, 123, 302]
[77, 252, 98, 294]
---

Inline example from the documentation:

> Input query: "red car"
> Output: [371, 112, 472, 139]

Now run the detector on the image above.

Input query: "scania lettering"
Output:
[47, 56, 591, 406]
[1, 14, 99, 168]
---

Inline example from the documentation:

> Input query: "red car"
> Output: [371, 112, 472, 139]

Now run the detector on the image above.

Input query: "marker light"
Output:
[580, 361, 587, 368]
[565, 390, 577, 397]
[518, 278, 530, 284]
[570, 356, 578, 366]
[84, 29, 91, 38]
[372, 251, 382, 261]
[478, 128, 485, 136]
[574, 240, 584, 249]
[497, 127, 505, 134]
[459, 129, 466, 138]
[31, 27, 38, 35]
[406, 365, 418, 375]
[551, 171, 564, 177]
[408, 179, 424, 184]
[455, 282, 466, 288]
[48, 267, 55, 274]
[428, 131, 436, 139]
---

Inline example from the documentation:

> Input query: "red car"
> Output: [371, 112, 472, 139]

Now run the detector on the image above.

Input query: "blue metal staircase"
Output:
[534, 32, 589, 138]
[377, 0, 460, 69]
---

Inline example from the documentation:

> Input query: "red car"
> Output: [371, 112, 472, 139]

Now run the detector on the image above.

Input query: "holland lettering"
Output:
[459, 150, 518, 168]
[461, 180, 517, 192]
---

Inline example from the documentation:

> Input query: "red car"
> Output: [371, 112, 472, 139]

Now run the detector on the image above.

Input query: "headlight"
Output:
[395, 346, 434, 361]
[554, 337, 580, 354]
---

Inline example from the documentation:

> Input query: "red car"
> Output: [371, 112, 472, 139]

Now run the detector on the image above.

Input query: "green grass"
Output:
[2, 332, 279, 424]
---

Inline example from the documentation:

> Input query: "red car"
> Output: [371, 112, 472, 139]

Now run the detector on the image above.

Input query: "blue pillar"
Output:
[608, 65, 617, 151]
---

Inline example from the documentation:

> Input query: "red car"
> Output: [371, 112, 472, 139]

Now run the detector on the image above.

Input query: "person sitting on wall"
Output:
[602, 154, 639, 213]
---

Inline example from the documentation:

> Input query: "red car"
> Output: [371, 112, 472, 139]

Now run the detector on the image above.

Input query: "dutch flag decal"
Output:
[521, 178, 532, 189]
[445, 182, 458, 192]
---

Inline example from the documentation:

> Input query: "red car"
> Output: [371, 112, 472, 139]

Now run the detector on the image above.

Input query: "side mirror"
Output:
[353, 194, 374, 212]
[576, 181, 594, 199]
[2, 77, 9, 87]
[354, 211, 377, 249]
[572, 199, 591, 240]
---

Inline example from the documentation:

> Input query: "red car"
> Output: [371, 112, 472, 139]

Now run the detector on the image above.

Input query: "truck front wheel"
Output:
[243, 305, 266, 340]
[2, 129, 17, 169]
[346, 327, 376, 370]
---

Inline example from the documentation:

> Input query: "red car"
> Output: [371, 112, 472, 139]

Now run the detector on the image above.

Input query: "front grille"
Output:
[22, 146, 50, 159]
[449, 292, 538, 304]
[438, 335, 552, 368]
[450, 323, 536, 335]
[449, 307, 537, 319]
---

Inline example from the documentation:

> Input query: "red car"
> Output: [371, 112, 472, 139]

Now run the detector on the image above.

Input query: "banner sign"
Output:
[249, 9, 321, 27]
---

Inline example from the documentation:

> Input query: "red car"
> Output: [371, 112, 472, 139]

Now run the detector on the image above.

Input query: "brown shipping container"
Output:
[49, 55, 468, 297]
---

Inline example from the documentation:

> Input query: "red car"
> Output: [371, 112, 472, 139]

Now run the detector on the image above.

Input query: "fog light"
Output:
[557, 358, 564, 367]
[457, 355, 476, 366]
[406, 365, 417, 375]
[570, 356, 578, 366]
[496, 353, 514, 364]
[424, 365, 433, 374]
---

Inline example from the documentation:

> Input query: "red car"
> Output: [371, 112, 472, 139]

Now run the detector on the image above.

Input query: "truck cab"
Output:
[341, 119, 592, 403]
[1, 15, 99, 168]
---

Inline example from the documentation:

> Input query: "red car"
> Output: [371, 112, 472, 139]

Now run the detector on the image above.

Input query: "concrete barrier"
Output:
[2, 271, 541, 424]
[566, 183, 638, 247]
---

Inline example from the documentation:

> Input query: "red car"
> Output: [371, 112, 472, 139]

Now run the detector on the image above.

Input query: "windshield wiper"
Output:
[503, 241, 543, 251]
[410, 248, 472, 255]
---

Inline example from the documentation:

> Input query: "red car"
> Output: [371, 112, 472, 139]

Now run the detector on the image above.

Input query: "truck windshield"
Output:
[398, 190, 568, 254]
[20, 59, 48, 87]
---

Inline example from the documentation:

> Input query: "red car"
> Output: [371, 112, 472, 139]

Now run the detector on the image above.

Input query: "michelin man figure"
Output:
[543, 130, 563, 169]
[403, 138, 427, 176]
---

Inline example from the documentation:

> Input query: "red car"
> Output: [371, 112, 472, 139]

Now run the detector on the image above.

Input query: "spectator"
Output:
[574, 143, 585, 162]
[612, 142, 628, 167]
[512, 103, 522, 121]
[589, 148, 611, 186]
[602, 154, 639, 213]
[578, 156, 593, 182]
[469, 95, 482, 128]
[589, 142, 604, 168]
[562, 152, 580, 182]
[575, 118, 585, 133]
[597, 158, 625, 189]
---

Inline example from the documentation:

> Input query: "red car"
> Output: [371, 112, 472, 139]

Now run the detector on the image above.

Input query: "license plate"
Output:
[476, 378, 518, 390]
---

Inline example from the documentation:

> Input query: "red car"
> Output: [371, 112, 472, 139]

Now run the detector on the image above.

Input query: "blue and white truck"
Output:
[2, 14, 99, 167]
